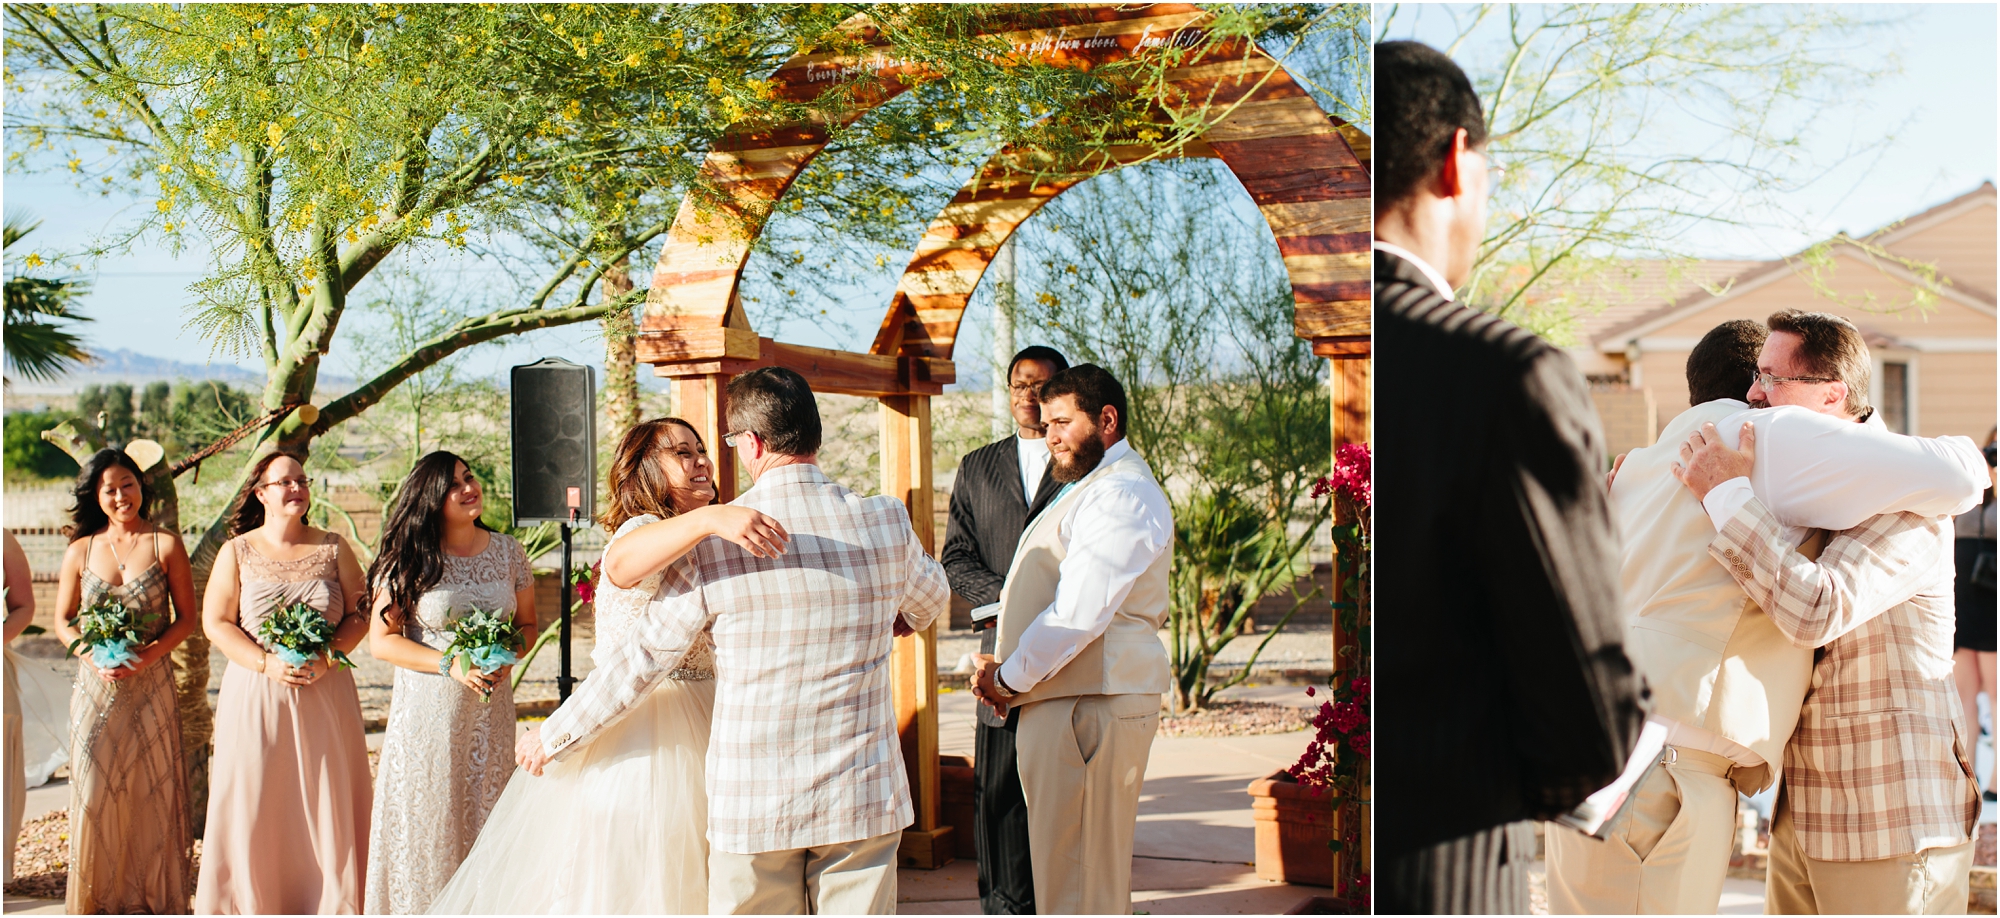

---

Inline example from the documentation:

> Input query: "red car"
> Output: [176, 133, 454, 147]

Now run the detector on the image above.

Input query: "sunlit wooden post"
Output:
[673, 373, 737, 501]
[881, 393, 953, 867]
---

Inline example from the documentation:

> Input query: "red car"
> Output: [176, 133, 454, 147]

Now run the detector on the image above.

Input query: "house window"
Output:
[1879, 361, 1910, 434]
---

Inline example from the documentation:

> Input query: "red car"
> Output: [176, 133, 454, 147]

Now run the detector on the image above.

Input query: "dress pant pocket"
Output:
[1623, 762, 1687, 864]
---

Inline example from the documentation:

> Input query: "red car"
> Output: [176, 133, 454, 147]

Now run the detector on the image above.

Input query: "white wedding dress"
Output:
[428, 515, 715, 914]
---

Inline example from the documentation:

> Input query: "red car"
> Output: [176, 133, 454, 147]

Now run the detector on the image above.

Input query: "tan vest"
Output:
[995, 446, 1172, 706]
[1615, 401, 1814, 788]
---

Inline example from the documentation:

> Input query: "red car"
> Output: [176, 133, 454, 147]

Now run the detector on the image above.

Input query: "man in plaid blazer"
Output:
[520, 367, 951, 915]
[1677, 310, 1985, 914]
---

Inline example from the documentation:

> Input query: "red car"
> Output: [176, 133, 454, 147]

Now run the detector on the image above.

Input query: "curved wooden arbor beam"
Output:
[871, 51, 1369, 362]
[636, 3, 1210, 376]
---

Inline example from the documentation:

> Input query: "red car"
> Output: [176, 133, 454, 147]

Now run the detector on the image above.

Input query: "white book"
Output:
[1554, 720, 1670, 839]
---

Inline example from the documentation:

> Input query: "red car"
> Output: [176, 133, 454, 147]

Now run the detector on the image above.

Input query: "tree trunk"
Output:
[602, 254, 640, 443]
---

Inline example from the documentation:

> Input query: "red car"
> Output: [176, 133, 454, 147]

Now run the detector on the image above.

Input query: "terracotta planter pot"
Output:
[1248, 769, 1337, 888]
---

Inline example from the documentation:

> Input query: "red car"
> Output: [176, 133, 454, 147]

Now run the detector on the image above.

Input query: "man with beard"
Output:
[1372, 39, 1644, 914]
[940, 345, 1068, 914]
[969, 364, 1172, 914]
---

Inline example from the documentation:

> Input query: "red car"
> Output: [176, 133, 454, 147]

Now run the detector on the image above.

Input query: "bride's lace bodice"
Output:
[597, 514, 714, 681]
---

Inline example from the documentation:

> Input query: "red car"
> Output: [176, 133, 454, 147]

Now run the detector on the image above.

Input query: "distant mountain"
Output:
[5, 348, 352, 395]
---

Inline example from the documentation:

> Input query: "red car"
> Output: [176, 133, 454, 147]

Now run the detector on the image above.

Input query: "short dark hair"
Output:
[1375, 41, 1488, 207]
[1006, 345, 1069, 380]
[1039, 364, 1128, 440]
[1766, 309, 1871, 417]
[726, 367, 822, 456]
[1685, 320, 1767, 406]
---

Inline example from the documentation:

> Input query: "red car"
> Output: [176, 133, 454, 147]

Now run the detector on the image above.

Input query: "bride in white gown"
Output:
[428, 418, 789, 914]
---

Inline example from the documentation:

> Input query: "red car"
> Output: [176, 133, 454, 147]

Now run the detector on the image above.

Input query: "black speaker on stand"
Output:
[510, 357, 596, 701]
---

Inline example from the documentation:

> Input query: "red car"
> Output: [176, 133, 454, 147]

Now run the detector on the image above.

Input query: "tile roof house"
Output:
[1563, 183, 1997, 456]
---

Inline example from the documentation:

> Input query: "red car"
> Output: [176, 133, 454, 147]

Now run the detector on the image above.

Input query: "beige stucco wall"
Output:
[1916, 351, 1999, 441]
[1890, 205, 1998, 299]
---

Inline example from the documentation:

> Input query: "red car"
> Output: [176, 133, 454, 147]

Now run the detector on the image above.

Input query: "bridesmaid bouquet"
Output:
[440, 606, 525, 701]
[259, 600, 357, 670]
[67, 598, 157, 670]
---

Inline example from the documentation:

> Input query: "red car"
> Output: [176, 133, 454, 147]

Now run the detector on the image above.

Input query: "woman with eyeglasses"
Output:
[361, 452, 535, 914]
[430, 417, 787, 914]
[1954, 427, 1998, 804]
[195, 451, 371, 914]
[49, 448, 199, 913]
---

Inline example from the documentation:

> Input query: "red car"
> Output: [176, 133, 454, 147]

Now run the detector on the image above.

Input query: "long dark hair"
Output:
[231, 450, 310, 537]
[599, 417, 704, 533]
[367, 451, 494, 625]
[64, 448, 152, 541]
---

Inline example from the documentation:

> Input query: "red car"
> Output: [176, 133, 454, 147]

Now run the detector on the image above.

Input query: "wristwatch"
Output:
[992, 668, 1019, 699]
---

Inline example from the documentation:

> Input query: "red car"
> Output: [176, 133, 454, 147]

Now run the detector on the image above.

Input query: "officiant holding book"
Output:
[941, 345, 1069, 915]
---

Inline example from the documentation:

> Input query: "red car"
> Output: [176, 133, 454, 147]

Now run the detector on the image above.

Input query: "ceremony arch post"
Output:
[636, 3, 1368, 869]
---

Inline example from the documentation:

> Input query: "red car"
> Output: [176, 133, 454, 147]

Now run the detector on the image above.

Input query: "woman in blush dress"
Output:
[49, 449, 200, 913]
[194, 452, 371, 915]
[428, 417, 789, 914]
[363, 452, 536, 914]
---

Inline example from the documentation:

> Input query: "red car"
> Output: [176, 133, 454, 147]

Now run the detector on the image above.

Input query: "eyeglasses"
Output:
[1756, 371, 1837, 389]
[722, 430, 757, 449]
[1008, 382, 1042, 395]
[259, 476, 313, 492]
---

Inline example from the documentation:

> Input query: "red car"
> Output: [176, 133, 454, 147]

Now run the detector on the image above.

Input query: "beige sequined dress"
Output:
[66, 544, 195, 914]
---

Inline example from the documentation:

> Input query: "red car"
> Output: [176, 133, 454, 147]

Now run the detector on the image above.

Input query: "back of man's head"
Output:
[1767, 309, 1871, 418]
[1376, 41, 1488, 209]
[726, 367, 822, 456]
[1039, 364, 1128, 440]
[1685, 319, 1767, 406]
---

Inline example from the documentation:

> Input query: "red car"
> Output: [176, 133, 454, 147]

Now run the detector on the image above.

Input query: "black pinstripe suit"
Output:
[942, 435, 1062, 915]
[1374, 249, 1645, 914]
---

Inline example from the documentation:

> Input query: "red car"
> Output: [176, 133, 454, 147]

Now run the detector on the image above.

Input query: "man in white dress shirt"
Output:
[1671, 311, 1984, 914]
[1548, 317, 1985, 913]
[969, 364, 1173, 915]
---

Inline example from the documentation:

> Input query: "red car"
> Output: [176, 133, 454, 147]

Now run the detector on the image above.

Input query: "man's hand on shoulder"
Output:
[1672, 420, 1756, 502]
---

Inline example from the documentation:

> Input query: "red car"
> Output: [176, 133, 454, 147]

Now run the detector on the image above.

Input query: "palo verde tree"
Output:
[5, 3, 1232, 570]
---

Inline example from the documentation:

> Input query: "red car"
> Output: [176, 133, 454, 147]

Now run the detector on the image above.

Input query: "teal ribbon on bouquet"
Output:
[87, 638, 139, 670]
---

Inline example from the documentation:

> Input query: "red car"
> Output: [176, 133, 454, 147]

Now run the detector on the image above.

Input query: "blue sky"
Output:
[1379, 3, 1997, 259]
[5, 4, 1992, 383]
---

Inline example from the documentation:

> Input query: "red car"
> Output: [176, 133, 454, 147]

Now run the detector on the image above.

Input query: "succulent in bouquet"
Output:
[67, 598, 158, 670]
[439, 606, 525, 701]
[258, 600, 357, 670]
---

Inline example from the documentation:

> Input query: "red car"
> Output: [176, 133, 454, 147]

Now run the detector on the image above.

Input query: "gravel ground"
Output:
[1158, 700, 1313, 738]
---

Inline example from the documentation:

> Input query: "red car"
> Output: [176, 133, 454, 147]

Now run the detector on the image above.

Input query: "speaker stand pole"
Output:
[558, 512, 575, 702]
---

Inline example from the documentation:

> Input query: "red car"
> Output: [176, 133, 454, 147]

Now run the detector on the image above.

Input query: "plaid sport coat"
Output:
[539, 463, 951, 854]
[1709, 497, 1979, 861]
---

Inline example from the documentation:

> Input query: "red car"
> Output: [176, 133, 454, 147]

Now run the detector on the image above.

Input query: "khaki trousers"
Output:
[1765, 790, 1971, 915]
[1546, 745, 1741, 914]
[1017, 693, 1159, 915]
[707, 829, 901, 915]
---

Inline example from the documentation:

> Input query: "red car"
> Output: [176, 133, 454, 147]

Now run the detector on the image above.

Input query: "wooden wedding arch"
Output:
[634, 3, 1369, 868]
